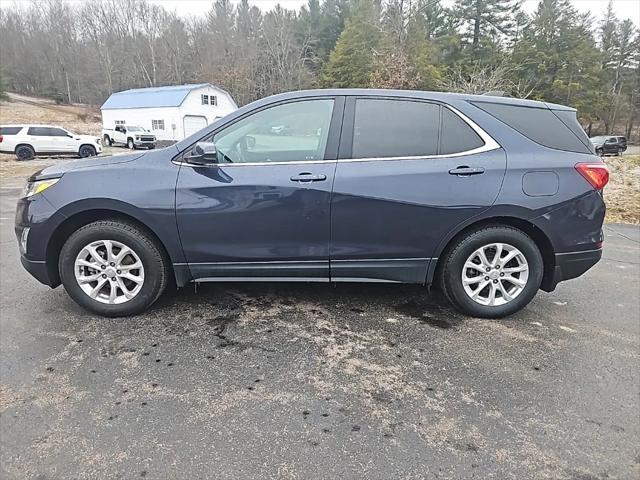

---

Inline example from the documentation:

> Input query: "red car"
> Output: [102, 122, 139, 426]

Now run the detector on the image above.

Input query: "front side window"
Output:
[210, 99, 334, 164]
[49, 128, 69, 137]
[152, 120, 165, 130]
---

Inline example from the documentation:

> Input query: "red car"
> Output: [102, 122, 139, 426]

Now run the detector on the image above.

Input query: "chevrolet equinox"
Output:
[15, 89, 608, 318]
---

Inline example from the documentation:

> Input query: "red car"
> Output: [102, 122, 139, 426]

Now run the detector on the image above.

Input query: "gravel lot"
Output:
[0, 177, 639, 479]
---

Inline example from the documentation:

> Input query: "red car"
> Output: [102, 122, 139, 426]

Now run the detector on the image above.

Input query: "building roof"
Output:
[101, 83, 213, 110]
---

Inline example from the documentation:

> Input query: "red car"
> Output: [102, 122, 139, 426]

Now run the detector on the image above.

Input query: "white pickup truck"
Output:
[102, 125, 156, 149]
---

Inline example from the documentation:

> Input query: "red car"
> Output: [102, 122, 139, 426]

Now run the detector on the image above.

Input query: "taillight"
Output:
[575, 162, 609, 190]
[0, 135, 3, 143]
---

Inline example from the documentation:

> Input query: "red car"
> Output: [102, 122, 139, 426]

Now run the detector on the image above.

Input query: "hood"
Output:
[31, 152, 145, 180]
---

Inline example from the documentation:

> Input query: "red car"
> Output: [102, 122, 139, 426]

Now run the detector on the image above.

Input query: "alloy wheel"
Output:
[461, 242, 529, 307]
[74, 239, 145, 304]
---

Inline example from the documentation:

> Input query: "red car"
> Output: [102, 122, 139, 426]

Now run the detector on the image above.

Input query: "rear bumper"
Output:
[541, 248, 602, 292]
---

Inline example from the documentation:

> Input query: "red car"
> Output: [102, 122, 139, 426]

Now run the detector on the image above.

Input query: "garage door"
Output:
[183, 115, 208, 138]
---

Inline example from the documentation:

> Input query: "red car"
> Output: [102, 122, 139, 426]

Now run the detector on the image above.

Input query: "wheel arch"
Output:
[45, 208, 176, 288]
[14, 143, 35, 154]
[78, 143, 97, 154]
[429, 216, 555, 291]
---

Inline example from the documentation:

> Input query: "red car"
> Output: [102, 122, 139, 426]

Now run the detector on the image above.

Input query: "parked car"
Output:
[102, 125, 156, 149]
[0, 125, 102, 160]
[590, 135, 627, 156]
[15, 89, 608, 318]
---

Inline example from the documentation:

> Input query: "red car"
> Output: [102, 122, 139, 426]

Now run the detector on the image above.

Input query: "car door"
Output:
[48, 127, 76, 152]
[26, 126, 55, 152]
[175, 96, 343, 280]
[330, 96, 506, 283]
[603, 137, 618, 154]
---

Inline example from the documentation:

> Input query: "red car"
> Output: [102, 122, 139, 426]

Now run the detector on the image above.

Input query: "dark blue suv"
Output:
[15, 89, 609, 318]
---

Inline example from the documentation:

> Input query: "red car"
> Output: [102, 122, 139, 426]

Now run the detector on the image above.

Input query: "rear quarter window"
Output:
[471, 102, 592, 154]
[0, 127, 23, 135]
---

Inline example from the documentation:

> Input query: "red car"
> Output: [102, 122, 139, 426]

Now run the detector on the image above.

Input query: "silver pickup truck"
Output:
[102, 125, 156, 149]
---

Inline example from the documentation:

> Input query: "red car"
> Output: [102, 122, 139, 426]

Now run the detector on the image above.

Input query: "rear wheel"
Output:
[58, 220, 169, 317]
[440, 226, 543, 318]
[15, 144, 35, 161]
[79, 145, 97, 158]
[103, 135, 113, 146]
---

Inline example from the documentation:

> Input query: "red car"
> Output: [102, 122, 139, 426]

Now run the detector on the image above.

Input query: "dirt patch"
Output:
[0, 94, 101, 135]
[604, 154, 640, 224]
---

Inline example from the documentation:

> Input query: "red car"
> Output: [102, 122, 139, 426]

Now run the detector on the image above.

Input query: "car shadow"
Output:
[153, 282, 464, 330]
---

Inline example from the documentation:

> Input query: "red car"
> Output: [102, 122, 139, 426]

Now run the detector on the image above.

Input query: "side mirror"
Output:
[185, 142, 218, 165]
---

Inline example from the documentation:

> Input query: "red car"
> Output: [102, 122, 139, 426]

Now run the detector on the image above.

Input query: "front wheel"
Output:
[596, 148, 603, 156]
[79, 145, 97, 158]
[127, 138, 136, 149]
[58, 220, 169, 317]
[439, 226, 543, 318]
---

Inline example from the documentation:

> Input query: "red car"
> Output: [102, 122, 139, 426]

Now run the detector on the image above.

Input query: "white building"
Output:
[101, 83, 237, 141]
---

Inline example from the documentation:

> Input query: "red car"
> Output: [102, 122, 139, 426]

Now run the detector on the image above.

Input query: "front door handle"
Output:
[290, 172, 327, 182]
[449, 166, 485, 176]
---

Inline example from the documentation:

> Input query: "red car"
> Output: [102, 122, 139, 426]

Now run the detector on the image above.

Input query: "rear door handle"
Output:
[290, 172, 327, 182]
[449, 166, 485, 176]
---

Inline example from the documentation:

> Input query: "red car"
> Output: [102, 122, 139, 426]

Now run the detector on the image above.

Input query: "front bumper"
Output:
[542, 248, 602, 292]
[20, 255, 54, 286]
[134, 139, 156, 148]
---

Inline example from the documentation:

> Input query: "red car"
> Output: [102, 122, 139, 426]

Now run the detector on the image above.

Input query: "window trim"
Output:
[174, 96, 345, 167]
[338, 97, 500, 163]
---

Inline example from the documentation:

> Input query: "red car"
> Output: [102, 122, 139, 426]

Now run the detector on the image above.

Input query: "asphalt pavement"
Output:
[0, 183, 638, 480]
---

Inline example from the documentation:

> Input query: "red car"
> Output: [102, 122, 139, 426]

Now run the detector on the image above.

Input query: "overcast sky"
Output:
[153, 0, 640, 25]
[2, 0, 639, 25]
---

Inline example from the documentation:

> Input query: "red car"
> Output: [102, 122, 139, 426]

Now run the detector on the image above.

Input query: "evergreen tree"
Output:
[454, 0, 521, 60]
[321, 0, 382, 88]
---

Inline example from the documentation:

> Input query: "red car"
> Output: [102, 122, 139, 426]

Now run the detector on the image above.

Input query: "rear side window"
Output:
[471, 102, 591, 154]
[440, 108, 484, 154]
[352, 99, 485, 159]
[0, 127, 22, 135]
[27, 127, 51, 136]
[353, 99, 440, 158]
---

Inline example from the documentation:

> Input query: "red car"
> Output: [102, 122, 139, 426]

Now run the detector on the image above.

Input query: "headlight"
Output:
[135, 135, 140, 140]
[23, 178, 60, 198]
[96, 138, 102, 145]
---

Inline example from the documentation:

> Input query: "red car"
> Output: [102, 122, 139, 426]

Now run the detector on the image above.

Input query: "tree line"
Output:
[0, 0, 638, 138]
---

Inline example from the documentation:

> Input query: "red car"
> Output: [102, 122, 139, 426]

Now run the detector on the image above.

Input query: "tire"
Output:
[439, 226, 543, 318]
[58, 220, 169, 317]
[148, 145, 155, 150]
[127, 138, 136, 149]
[103, 135, 113, 146]
[15, 144, 35, 161]
[596, 148, 603, 156]
[79, 145, 97, 158]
